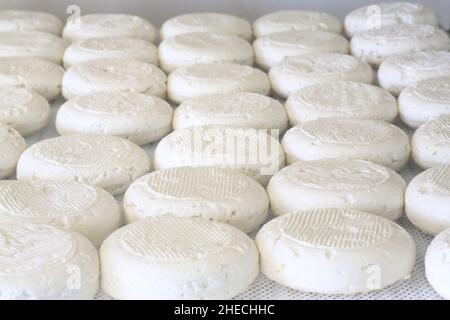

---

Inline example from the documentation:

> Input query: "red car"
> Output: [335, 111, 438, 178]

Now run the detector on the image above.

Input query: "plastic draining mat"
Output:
[22, 97, 441, 300]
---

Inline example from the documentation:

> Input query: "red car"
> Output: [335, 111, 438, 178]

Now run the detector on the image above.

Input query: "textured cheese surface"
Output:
[385, 51, 450, 70]
[285, 159, 390, 191]
[426, 166, 450, 194]
[160, 12, 252, 40]
[357, 24, 443, 40]
[413, 76, 450, 103]
[253, 10, 342, 36]
[0, 10, 63, 34]
[0, 124, 26, 179]
[426, 117, 450, 142]
[177, 62, 256, 81]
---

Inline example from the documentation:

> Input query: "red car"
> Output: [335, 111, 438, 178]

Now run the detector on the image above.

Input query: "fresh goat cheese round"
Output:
[56, 91, 173, 145]
[267, 159, 406, 220]
[282, 118, 410, 171]
[101, 216, 259, 299]
[123, 166, 269, 233]
[425, 227, 450, 299]
[0, 222, 99, 299]
[0, 10, 63, 35]
[16, 134, 150, 195]
[256, 208, 416, 294]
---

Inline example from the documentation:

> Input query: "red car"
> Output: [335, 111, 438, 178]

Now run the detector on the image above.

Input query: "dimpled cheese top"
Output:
[0, 10, 63, 35]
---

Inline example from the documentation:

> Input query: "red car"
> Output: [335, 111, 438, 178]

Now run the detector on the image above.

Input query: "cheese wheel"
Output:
[154, 125, 285, 186]
[16, 134, 150, 195]
[412, 116, 450, 169]
[62, 58, 166, 100]
[0, 87, 50, 136]
[256, 208, 415, 294]
[351, 25, 450, 66]
[399, 76, 450, 128]
[0, 124, 26, 179]
[0, 180, 120, 247]
[0, 10, 63, 35]
[63, 37, 158, 69]
[406, 166, 450, 235]
[269, 53, 373, 98]
[160, 12, 252, 41]
[0, 57, 64, 100]
[425, 228, 450, 299]
[123, 166, 269, 233]
[282, 118, 410, 171]
[0, 31, 66, 64]
[268, 159, 406, 220]
[167, 62, 270, 104]
[158, 32, 254, 73]
[56, 92, 173, 145]
[344, 2, 438, 37]
[253, 10, 342, 37]
[285, 81, 398, 125]
[254, 30, 349, 70]
[100, 216, 259, 299]
[173, 92, 287, 131]
[0, 222, 99, 299]
[63, 14, 156, 42]
[378, 51, 450, 96]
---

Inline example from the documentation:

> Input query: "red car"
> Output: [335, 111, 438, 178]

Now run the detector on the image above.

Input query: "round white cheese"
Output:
[63, 14, 156, 42]
[0, 57, 64, 101]
[0, 31, 66, 64]
[269, 53, 373, 98]
[167, 62, 270, 104]
[16, 134, 150, 195]
[268, 159, 406, 220]
[63, 37, 158, 69]
[100, 216, 259, 299]
[344, 2, 438, 37]
[0, 222, 99, 299]
[399, 76, 450, 128]
[123, 166, 269, 233]
[253, 10, 342, 37]
[62, 58, 167, 100]
[378, 51, 450, 96]
[285, 81, 398, 125]
[158, 32, 254, 73]
[412, 116, 450, 169]
[282, 118, 410, 171]
[173, 92, 288, 132]
[0, 124, 26, 179]
[154, 125, 285, 186]
[0, 87, 51, 136]
[406, 166, 450, 235]
[0, 180, 120, 247]
[56, 92, 173, 146]
[0, 10, 63, 35]
[253, 30, 349, 70]
[425, 228, 450, 299]
[351, 25, 450, 66]
[256, 208, 415, 294]
[160, 12, 252, 41]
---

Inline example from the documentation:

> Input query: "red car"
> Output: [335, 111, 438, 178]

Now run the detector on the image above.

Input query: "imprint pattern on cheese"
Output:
[0, 58, 57, 76]
[287, 160, 389, 190]
[35, 135, 132, 167]
[395, 52, 450, 70]
[81, 14, 145, 29]
[0, 181, 97, 217]
[427, 117, 450, 142]
[362, 24, 437, 40]
[120, 217, 236, 261]
[74, 92, 159, 115]
[185, 93, 271, 117]
[297, 82, 385, 111]
[75, 60, 155, 83]
[280, 209, 394, 249]
[261, 31, 343, 47]
[262, 11, 332, 26]
[145, 167, 249, 199]
[173, 14, 234, 28]
[0, 223, 76, 275]
[427, 166, 450, 194]
[413, 77, 450, 103]
[301, 118, 393, 144]
[179, 63, 254, 81]
[170, 33, 237, 49]
[78, 37, 147, 52]
[281, 54, 358, 75]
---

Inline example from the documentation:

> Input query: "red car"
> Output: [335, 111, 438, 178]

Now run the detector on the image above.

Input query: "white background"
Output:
[1, 0, 449, 29]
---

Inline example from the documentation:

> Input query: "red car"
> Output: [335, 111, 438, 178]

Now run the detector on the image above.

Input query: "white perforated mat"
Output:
[21, 97, 441, 300]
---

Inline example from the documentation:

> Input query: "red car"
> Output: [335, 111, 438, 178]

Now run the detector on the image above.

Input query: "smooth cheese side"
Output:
[0, 124, 26, 179]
